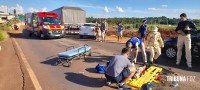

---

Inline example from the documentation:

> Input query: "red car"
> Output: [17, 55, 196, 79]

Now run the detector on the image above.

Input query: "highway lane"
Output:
[14, 30, 200, 90]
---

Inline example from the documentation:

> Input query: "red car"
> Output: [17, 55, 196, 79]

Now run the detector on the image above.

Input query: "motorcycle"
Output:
[14, 24, 19, 30]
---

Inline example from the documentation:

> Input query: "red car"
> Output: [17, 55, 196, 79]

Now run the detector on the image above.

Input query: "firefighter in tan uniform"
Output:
[147, 26, 164, 64]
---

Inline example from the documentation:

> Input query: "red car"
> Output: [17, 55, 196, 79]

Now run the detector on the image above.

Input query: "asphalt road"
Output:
[12, 29, 200, 90]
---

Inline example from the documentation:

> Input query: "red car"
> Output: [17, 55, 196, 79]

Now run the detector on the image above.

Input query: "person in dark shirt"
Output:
[175, 13, 197, 68]
[139, 20, 148, 42]
[100, 19, 108, 42]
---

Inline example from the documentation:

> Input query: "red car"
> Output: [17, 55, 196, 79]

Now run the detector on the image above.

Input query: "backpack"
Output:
[95, 63, 107, 74]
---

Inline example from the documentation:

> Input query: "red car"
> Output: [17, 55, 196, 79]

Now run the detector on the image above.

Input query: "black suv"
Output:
[162, 31, 200, 59]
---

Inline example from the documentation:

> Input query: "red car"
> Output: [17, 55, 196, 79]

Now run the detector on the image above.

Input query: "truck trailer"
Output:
[51, 6, 86, 34]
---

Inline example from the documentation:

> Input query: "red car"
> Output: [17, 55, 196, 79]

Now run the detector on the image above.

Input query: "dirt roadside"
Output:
[0, 23, 35, 90]
[0, 37, 35, 90]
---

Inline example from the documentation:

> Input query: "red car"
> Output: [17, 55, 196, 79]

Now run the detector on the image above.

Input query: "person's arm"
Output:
[189, 21, 197, 31]
[105, 22, 108, 30]
[175, 22, 181, 32]
[107, 57, 114, 67]
[145, 24, 148, 31]
[127, 59, 134, 67]
[134, 42, 139, 60]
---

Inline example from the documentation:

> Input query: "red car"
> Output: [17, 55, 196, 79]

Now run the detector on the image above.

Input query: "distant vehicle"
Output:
[162, 31, 200, 59]
[25, 12, 65, 39]
[79, 23, 96, 39]
[51, 6, 86, 34]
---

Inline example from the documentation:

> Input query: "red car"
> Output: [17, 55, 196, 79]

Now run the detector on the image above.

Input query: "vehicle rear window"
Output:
[83, 24, 95, 27]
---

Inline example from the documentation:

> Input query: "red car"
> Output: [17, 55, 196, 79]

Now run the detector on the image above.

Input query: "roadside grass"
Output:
[148, 24, 176, 31]
[0, 31, 9, 41]
[121, 24, 177, 31]
[0, 24, 12, 41]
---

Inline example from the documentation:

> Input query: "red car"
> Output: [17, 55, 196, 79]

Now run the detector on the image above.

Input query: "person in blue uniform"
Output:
[126, 37, 147, 64]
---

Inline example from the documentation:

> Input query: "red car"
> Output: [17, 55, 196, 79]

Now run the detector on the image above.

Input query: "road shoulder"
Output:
[0, 37, 35, 90]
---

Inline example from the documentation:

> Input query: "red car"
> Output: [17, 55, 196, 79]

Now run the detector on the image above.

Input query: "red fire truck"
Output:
[25, 12, 65, 39]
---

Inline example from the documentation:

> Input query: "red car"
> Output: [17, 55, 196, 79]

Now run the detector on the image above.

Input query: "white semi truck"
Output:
[51, 6, 86, 34]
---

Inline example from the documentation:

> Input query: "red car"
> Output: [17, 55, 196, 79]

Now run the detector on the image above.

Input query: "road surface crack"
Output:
[11, 39, 25, 90]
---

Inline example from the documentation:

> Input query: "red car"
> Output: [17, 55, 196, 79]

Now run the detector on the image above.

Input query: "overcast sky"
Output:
[0, 0, 200, 19]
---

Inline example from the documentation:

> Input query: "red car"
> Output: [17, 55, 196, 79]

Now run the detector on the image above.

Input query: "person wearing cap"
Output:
[126, 37, 147, 65]
[117, 22, 123, 42]
[139, 20, 148, 42]
[175, 13, 197, 68]
[147, 26, 164, 64]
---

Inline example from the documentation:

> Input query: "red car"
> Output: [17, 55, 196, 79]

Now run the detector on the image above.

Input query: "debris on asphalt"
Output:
[170, 81, 179, 88]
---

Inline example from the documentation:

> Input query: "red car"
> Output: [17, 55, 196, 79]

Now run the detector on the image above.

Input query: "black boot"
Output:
[143, 62, 148, 66]
[150, 61, 154, 65]
[154, 59, 158, 64]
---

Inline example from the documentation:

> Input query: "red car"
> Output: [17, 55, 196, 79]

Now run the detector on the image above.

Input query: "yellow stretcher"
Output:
[126, 66, 163, 88]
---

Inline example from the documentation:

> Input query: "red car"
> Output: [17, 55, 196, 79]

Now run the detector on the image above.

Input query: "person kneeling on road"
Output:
[126, 37, 147, 64]
[147, 26, 164, 64]
[105, 48, 136, 89]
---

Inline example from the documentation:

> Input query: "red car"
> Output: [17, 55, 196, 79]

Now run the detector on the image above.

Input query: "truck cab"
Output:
[25, 12, 65, 39]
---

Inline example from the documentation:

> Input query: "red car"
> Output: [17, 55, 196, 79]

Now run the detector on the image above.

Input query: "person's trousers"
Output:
[101, 30, 106, 41]
[130, 43, 147, 62]
[176, 34, 192, 66]
[149, 46, 161, 62]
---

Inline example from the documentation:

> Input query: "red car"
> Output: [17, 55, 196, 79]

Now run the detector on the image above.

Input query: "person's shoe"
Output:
[119, 84, 132, 90]
[106, 81, 112, 86]
[150, 61, 154, 65]
[143, 62, 148, 66]
[187, 64, 192, 68]
[176, 62, 180, 65]
[106, 79, 112, 85]
[146, 63, 151, 69]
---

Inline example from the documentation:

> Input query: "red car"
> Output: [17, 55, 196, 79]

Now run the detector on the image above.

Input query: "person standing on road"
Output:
[175, 13, 197, 68]
[147, 26, 164, 64]
[117, 22, 123, 42]
[126, 37, 147, 64]
[139, 20, 148, 42]
[100, 19, 108, 42]
[95, 23, 101, 41]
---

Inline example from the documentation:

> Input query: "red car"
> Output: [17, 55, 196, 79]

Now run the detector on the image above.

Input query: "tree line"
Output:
[86, 16, 200, 30]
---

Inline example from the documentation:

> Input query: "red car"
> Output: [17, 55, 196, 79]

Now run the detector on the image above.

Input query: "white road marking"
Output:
[12, 38, 42, 90]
